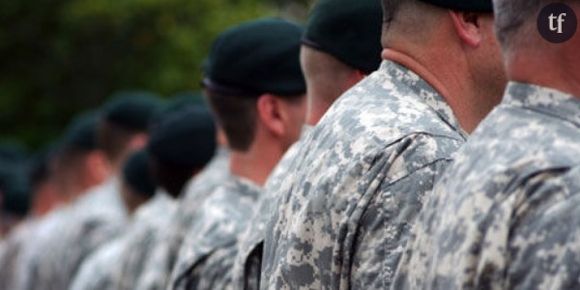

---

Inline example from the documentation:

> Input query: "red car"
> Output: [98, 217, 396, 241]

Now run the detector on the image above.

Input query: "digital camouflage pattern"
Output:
[261, 60, 468, 289]
[135, 149, 229, 290]
[169, 174, 262, 290]
[115, 192, 176, 290]
[16, 178, 127, 290]
[231, 127, 310, 290]
[68, 191, 175, 290]
[394, 82, 580, 290]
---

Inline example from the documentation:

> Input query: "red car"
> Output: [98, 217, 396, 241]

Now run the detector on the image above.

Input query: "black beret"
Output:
[147, 107, 216, 169]
[150, 91, 207, 127]
[419, 0, 493, 12]
[61, 112, 99, 151]
[122, 150, 156, 199]
[103, 91, 165, 131]
[303, 0, 383, 74]
[0, 160, 31, 217]
[203, 18, 306, 97]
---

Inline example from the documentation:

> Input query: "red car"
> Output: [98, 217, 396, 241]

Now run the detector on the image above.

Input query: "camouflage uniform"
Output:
[0, 219, 38, 289]
[135, 149, 229, 290]
[261, 60, 468, 289]
[18, 177, 127, 290]
[169, 174, 262, 290]
[68, 191, 175, 290]
[231, 127, 310, 290]
[394, 82, 580, 290]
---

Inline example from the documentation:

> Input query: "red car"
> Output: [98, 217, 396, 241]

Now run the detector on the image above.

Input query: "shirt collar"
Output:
[503, 82, 580, 128]
[379, 60, 468, 139]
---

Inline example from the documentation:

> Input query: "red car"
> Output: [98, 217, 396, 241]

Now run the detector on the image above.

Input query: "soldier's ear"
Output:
[449, 11, 485, 48]
[256, 94, 285, 138]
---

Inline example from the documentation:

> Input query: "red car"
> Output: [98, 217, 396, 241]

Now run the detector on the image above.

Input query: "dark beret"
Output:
[147, 107, 216, 169]
[150, 91, 207, 127]
[0, 141, 28, 164]
[61, 112, 99, 151]
[203, 18, 306, 97]
[303, 0, 383, 74]
[0, 160, 31, 217]
[103, 91, 165, 131]
[122, 150, 156, 199]
[419, 0, 493, 12]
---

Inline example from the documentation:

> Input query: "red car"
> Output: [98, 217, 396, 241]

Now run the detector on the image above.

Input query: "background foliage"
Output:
[0, 0, 312, 150]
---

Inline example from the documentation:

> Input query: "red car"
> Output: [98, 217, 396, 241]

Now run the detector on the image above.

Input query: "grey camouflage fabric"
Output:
[231, 127, 310, 290]
[169, 174, 262, 290]
[68, 191, 175, 290]
[135, 149, 229, 290]
[394, 82, 580, 290]
[17, 177, 127, 290]
[261, 60, 467, 289]
[0, 219, 38, 290]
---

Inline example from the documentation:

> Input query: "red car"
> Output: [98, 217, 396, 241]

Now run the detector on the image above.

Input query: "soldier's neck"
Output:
[229, 140, 285, 187]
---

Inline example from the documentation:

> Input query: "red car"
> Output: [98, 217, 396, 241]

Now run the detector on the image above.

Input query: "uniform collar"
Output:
[379, 60, 468, 139]
[503, 82, 580, 128]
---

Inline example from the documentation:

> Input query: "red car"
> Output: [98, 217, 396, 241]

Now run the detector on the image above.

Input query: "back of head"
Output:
[147, 107, 217, 197]
[301, 0, 384, 123]
[203, 18, 306, 152]
[98, 91, 164, 169]
[121, 150, 156, 214]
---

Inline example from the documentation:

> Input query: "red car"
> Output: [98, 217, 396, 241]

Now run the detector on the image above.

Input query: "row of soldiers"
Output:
[1, 0, 580, 289]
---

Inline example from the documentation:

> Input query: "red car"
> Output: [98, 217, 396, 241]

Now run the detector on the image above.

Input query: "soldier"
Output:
[394, 0, 580, 289]
[231, 0, 383, 289]
[168, 18, 306, 290]
[69, 149, 157, 290]
[135, 109, 229, 290]
[19, 93, 163, 290]
[261, 0, 507, 289]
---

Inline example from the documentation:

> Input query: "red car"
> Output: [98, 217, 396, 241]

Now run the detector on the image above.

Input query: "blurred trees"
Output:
[0, 0, 312, 149]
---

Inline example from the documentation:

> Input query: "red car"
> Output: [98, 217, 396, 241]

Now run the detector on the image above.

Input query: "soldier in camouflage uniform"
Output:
[261, 0, 507, 289]
[17, 93, 163, 290]
[168, 18, 307, 290]
[69, 149, 157, 290]
[230, 0, 383, 289]
[393, 0, 580, 289]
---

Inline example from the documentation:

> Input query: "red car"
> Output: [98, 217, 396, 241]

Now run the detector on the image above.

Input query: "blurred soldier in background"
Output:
[231, 0, 383, 289]
[17, 92, 163, 290]
[69, 149, 157, 290]
[261, 0, 507, 289]
[168, 18, 306, 290]
[395, 0, 580, 289]
[0, 143, 31, 238]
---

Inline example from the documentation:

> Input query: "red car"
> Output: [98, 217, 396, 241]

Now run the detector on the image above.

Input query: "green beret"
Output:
[122, 150, 156, 199]
[419, 0, 493, 12]
[61, 111, 99, 151]
[102, 91, 165, 131]
[147, 107, 216, 169]
[303, 0, 383, 74]
[203, 18, 306, 97]
[151, 91, 207, 126]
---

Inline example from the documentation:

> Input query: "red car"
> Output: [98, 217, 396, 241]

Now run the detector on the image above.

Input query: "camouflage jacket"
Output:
[169, 174, 262, 290]
[68, 191, 175, 290]
[18, 177, 127, 290]
[231, 127, 310, 290]
[394, 82, 580, 290]
[261, 60, 467, 290]
[135, 149, 229, 290]
[0, 218, 38, 290]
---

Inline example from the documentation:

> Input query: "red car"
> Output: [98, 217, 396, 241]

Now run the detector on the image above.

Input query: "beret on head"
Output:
[102, 91, 164, 131]
[150, 91, 206, 127]
[419, 0, 493, 12]
[303, 0, 383, 74]
[0, 160, 31, 217]
[122, 150, 156, 199]
[61, 112, 99, 151]
[147, 107, 216, 169]
[203, 18, 306, 97]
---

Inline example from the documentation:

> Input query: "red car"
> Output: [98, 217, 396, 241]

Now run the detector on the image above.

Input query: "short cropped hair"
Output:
[493, 0, 546, 49]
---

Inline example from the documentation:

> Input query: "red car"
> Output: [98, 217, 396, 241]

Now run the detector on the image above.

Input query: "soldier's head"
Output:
[493, 0, 580, 96]
[98, 91, 164, 173]
[147, 107, 216, 198]
[381, 0, 507, 132]
[54, 112, 109, 201]
[121, 150, 156, 215]
[204, 19, 307, 159]
[300, 0, 383, 125]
